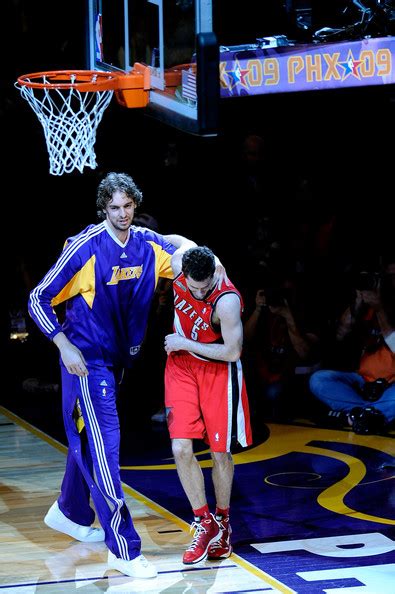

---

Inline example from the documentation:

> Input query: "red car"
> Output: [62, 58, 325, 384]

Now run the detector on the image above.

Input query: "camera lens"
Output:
[355, 271, 379, 291]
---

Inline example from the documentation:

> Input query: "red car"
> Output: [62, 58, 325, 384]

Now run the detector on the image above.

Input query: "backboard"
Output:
[87, 0, 395, 136]
[87, 0, 219, 136]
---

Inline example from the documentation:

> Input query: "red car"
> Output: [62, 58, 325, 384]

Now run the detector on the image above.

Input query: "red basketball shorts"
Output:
[165, 352, 252, 452]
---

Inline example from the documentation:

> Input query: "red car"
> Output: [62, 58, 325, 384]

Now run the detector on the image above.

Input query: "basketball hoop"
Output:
[15, 70, 120, 176]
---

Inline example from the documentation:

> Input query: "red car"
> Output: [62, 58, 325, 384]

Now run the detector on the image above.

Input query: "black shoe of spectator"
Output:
[349, 407, 387, 435]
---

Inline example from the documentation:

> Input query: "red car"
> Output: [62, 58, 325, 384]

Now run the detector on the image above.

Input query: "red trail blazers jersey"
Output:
[166, 273, 252, 450]
[172, 273, 243, 356]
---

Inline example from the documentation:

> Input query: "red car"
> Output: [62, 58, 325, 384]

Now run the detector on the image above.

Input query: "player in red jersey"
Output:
[164, 246, 252, 564]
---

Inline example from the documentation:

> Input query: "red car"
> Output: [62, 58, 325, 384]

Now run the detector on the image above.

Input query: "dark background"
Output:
[2, 0, 395, 431]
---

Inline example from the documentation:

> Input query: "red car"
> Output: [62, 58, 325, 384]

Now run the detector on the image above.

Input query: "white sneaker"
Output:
[44, 501, 105, 542]
[107, 551, 157, 578]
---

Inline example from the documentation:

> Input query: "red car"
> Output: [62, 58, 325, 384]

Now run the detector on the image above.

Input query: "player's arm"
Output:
[28, 241, 89, 376]
[163, 234, 197, 277]
[28, 245, 83, 341]
[164, 293, 242, 362]
[164, 235, 229, 288]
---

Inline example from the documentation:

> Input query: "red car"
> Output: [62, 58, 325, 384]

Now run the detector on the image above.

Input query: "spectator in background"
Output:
[309, 258, 395, 434]
[244, 268, 321, 423]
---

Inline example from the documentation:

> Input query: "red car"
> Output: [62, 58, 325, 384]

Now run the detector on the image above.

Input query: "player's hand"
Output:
[164, 333, 187, 354]
[214, 258, 230, 290]
[53, 332, 88, 376]
[60, 343, 89, 376]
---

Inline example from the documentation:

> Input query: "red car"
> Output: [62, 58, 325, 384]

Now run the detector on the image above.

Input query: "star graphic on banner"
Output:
[227, 63, 242, 88]
[239, 66, 250, 87]
[220, 59, 250, 90]
[339, 50, 363, 80]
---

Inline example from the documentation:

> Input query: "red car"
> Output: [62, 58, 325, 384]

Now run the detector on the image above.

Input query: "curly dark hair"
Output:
[182, 246, 216, 281]
[96, 172, 143, 220]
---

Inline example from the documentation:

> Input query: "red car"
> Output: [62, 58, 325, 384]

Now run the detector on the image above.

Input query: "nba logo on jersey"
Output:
[215, 432, 220, 442]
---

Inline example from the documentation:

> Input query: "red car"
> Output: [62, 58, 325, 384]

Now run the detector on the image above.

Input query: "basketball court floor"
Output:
[1, 402, 394, 593]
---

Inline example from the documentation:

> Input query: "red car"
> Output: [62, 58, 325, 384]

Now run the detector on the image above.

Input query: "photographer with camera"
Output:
[309, 259, 395, 434]
[243, 274, 321, 423]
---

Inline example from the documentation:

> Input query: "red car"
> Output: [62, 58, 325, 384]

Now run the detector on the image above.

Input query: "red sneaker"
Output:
[183, 514, 221, 564]
[208, 517, 232, 559]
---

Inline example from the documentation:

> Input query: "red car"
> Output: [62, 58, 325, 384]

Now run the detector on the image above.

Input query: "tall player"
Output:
[164, 246, 252, 564]
[28, 172, 207, 579]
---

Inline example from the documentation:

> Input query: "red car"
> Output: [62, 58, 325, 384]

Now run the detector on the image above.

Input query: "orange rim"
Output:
[17, 70, 121, 92]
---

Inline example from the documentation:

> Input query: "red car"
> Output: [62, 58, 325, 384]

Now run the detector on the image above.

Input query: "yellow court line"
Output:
[0, 405, 67, 454]
[238, 423, 395, 525]
[301, 444, 395, 525]
[0, 405, 295, 593]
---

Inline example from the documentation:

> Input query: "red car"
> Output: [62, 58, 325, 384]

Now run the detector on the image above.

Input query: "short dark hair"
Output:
[182, 246, 216, 281]
[96, 172, 143, 220]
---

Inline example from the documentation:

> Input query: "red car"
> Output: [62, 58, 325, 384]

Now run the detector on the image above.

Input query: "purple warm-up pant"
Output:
[57, 364, 141, 560]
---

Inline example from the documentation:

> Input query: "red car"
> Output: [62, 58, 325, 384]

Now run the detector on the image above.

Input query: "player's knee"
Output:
[172, 438, 194, 462]
[211, 451, 232, 467]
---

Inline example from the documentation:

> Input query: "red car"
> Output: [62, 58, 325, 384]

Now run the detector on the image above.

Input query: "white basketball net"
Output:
[15, 75, 114, 176]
